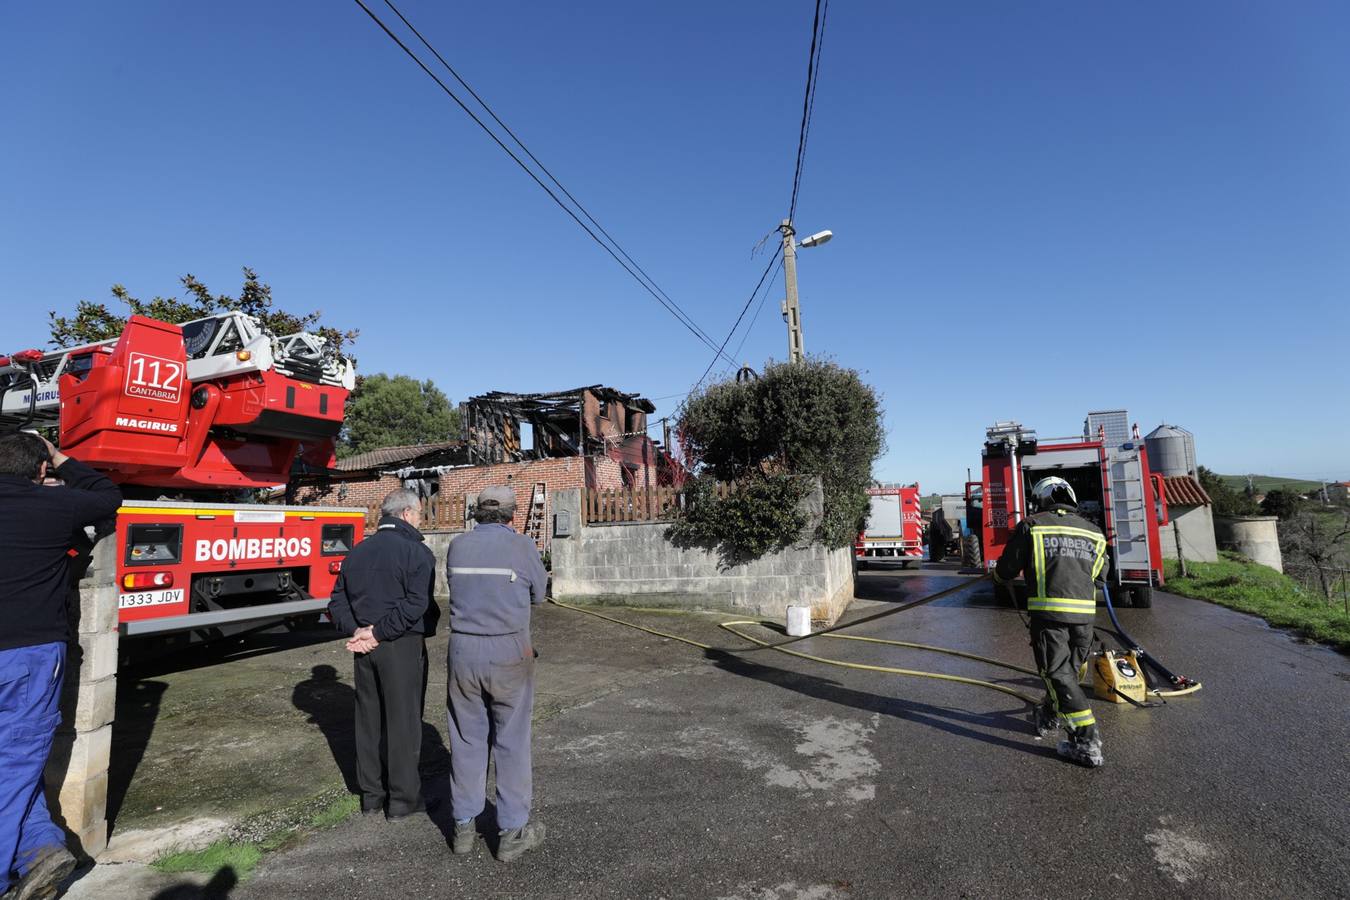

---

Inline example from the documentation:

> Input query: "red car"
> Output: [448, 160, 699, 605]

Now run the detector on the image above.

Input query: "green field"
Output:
[1216, 474, 1327, 494]
[1163, 553, 1350, 650]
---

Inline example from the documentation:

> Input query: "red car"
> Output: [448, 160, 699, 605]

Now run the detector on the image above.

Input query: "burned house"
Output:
[293, 385, 677, 545]
[462, 386, 658, 465]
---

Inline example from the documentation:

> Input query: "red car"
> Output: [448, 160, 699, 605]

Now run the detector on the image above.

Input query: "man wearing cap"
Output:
[444, 485, 549, 862]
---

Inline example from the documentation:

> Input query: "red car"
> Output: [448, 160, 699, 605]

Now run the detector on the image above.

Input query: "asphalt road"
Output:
[148, 566, 1350, 898]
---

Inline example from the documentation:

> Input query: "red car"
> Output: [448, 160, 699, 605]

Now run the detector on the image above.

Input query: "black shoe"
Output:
[496, 822, 545, 862]
[1057, 735, 1105, 768]
[1032, 707, 1060, 739]
[386, 799, 427, 820]
[12, 845, 76, 900]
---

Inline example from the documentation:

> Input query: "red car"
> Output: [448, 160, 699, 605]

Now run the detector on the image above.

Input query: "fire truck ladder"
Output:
[523, 482, 548, 551]
[1106, 446, 1153, 573]
[0, 346, 93, 429]
[0, 312, 356, 430]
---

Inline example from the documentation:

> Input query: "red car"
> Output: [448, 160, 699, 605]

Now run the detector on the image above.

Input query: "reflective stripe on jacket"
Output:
[993, 506, 1106, 623]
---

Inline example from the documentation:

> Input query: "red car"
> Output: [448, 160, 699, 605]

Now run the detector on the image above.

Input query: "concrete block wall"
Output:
[550, 486, 856, 624]
[1160, 505, 1219, 564]
[45, 536, 119, 859]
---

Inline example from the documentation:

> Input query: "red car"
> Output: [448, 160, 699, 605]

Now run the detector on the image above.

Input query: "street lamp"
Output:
[780, 220, 833, 363]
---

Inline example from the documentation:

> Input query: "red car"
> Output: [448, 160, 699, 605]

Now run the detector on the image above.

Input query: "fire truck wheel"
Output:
[1130, 584, 1153, 608]
[961, 534, 982, 569]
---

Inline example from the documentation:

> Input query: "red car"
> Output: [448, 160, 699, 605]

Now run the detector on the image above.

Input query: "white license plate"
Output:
[118, 588, 185, 609]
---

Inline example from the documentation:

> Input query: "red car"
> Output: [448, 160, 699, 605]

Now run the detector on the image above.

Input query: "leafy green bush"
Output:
[1163, 552, 1350, 649]
[674, 359, 884, 560]
[668, 473, 808, 564]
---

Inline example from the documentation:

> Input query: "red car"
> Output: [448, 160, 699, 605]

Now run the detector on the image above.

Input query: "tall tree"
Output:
[1197, 465, 1259, 517]
[48, 268, 357, 352]
[1260, 489, 1305, 520]
[340, 374, 461, 458]
[674, 358, 886, 558]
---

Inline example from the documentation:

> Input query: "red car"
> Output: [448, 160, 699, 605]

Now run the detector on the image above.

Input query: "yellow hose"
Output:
[549, 599, 1041, 706]
[1151, 683, 1203, 698]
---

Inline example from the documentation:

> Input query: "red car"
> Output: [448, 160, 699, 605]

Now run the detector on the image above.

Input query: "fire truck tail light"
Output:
[328, 561, 343, 575]
[122, 571, 174, 590]
[236, 350, 252, 362]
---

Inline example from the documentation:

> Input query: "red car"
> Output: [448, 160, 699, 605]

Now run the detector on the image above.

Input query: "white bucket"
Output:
[786, 605, 812, 637]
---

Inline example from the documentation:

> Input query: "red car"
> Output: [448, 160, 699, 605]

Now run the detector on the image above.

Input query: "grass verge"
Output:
[1164, 552, 1350, 650]
[151, 787, 360, 880]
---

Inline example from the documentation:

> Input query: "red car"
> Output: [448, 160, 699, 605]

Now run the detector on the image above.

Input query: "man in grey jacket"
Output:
[444, 485, 548, 862]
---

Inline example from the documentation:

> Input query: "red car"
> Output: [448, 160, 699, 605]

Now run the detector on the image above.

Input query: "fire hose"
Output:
[551, 575, 1044, 705]
[551, 573, 1202, 705]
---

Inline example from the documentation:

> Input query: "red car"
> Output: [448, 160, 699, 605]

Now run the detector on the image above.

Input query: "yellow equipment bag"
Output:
[1093, 650, 1148, 704]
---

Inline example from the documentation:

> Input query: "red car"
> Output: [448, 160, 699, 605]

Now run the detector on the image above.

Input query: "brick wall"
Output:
[294, 456, 617, 545]
[292, 475, 402, 514]
[436, 457, 585, 538]
[589, 454, 659, 491]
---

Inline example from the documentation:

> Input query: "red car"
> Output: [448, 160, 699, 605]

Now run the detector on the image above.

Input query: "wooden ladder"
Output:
[523, 481, 548, 550]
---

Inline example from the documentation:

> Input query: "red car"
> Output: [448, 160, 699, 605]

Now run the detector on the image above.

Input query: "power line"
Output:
[798, 0, 829, 212]
[729, 255, 784, 366]
[354, 0, 737, 366]
[689, 243, 784, 393]
[787, 0, 827, 224]
[375, 0, 734, 364]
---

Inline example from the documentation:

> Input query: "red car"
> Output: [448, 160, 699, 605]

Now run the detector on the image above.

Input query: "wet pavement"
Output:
[73, 564, 1350, 898]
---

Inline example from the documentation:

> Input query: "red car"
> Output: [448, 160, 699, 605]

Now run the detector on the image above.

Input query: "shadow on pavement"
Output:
[706, 649, 1057, 760]
[291, 665, 361, 792]
[106, 678, 167, 831]
[147, 867, 237, 899]
[290, 661, 453, 805]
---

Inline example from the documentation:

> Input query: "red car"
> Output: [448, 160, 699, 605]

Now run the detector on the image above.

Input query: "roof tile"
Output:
[1162, 475, 1211, 507]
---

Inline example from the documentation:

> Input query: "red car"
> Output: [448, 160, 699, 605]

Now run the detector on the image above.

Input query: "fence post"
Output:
[1173, 520, 1188, 579]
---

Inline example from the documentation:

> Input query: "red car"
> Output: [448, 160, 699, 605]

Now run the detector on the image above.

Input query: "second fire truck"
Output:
[964, 421, 1169, 608]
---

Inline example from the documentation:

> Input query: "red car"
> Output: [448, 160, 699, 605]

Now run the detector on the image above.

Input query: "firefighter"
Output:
[994, 476, 1108, 767]
[0, 432, 121, 897]
[444, 485, 549, 862]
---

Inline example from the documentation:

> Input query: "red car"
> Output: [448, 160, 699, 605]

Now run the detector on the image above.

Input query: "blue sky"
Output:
[2, 1, 1346, 492]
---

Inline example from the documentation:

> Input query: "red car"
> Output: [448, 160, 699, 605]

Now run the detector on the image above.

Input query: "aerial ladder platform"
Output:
[1, 311, 355, 489]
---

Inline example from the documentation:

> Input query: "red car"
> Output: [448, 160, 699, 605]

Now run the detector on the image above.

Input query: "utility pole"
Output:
[780, 219, 804, 364]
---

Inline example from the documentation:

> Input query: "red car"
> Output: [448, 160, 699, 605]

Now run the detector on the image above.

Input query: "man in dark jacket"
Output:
[0, 432, 121, 897]
[444, 485, 548, 862]
[328, 488, 438, 819]
[994, 476, 1108, 767]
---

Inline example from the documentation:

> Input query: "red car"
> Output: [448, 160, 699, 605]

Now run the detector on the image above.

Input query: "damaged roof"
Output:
[334, 441, 463, 472]
[469, 385, 656, 413]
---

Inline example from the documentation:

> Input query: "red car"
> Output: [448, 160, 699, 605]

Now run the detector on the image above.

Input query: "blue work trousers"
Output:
[0, 642, 67, 893]
[446, 632, 535, 830]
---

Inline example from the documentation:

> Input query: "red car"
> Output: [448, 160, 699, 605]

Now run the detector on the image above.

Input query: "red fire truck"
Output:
[967, 421, 1169, 608]
[855, 483, 924, 568]
[1, 312, 365, 641]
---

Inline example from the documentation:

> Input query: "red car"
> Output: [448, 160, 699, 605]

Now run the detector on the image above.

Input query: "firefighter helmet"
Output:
[1029, 476, 1076, 511]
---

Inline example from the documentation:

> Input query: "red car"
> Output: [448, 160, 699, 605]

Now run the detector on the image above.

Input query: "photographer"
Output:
[0, 432, 121, 897]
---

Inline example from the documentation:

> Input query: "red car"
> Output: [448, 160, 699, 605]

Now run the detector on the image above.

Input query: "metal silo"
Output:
[1145, 424, 1196, 477]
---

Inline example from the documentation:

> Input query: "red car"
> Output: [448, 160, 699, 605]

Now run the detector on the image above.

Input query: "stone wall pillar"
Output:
[45, 536, 118, 859]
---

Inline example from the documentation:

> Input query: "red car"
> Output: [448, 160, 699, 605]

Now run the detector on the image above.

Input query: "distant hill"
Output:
[1217, 474, 1327, 494]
